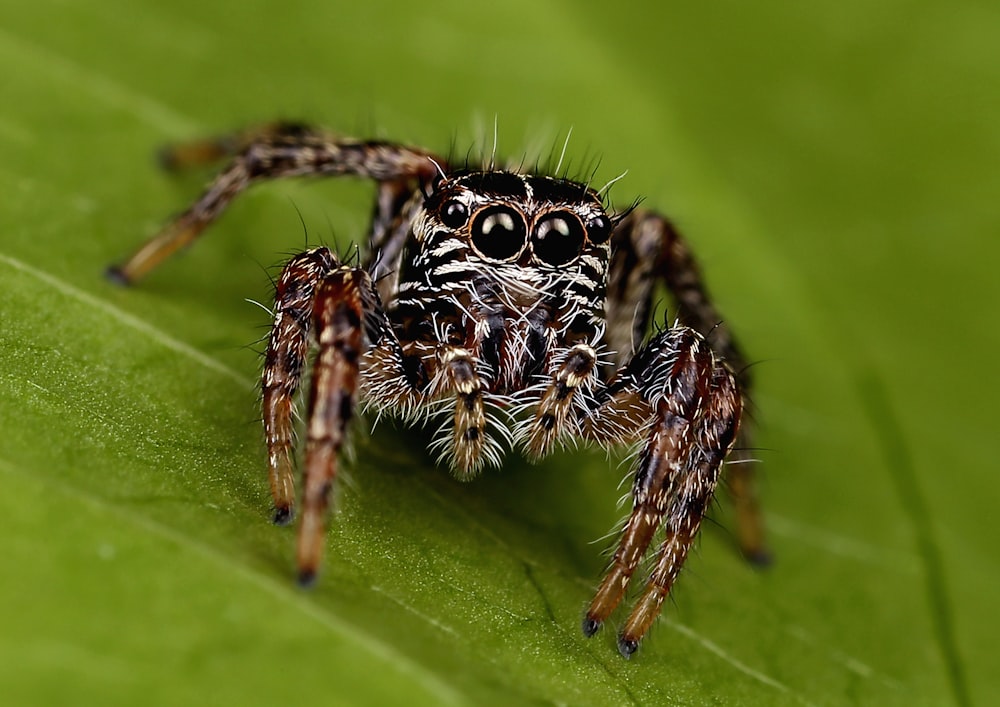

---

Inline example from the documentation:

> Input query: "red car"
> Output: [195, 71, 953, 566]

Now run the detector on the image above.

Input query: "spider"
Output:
[107, 122, 768, 658]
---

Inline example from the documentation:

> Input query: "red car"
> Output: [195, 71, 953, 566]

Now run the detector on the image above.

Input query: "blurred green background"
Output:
[1, 1, 997, 705]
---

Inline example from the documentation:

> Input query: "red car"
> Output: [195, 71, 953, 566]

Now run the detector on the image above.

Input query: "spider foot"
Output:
[617, 635, 640, 659]
[297, 568, 317, 589]
[272, 505, 294, 526]
[581, 616, 602, 638]
[103, 264, 132, 287]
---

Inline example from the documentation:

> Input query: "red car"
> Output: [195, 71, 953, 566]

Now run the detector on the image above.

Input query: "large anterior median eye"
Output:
[532, 211, 586, 266]
[470, 205, 527, 261]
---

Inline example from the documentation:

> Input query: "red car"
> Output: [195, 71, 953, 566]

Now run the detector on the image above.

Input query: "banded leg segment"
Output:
[606, 209, 767, 563]
[618, 365, 742, 656]
[606, 210, 749, 378]
[156, 121, 324, 171]
[296, 268, 376, 586]
[582, 327, 742, 657]
[366, 179, 427, 303]
[262, 247, 339, 525]
[108, 125, 443, 284]
[583, 414, 689, 637]
[263, 248, 393, 585]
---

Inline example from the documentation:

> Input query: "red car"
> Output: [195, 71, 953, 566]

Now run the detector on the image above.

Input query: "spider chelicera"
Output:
[107, 122, 768, 658]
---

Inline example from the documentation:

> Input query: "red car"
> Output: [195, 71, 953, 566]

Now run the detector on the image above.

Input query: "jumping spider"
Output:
[107, 122, 767, 658]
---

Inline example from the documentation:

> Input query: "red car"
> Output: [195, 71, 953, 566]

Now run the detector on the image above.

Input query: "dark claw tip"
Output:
[297, 568, 317, 589]
[104, 265, 132, 286]
[617, 635, 639, 659]
[744, 547, 774, 569]
[272, 506, 294, 526]
[582, 617, 602, 638]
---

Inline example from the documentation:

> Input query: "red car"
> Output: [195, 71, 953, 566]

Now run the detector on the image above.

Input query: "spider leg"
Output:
[263, 246, 398, 585]
[296, 267, 376, 586]
[618, 364, 741, 656]
[154, 121, 426, 300]
[606, 210, 748, 376]
[366, 180, 425, 303]
[261, 243, 358, 525]
[580, 327, 741, 656]
[606, 209, 768, 564]
[107, 125, 442, 284]
[262, 247, 339, 524]
[156, 121, 321, 171]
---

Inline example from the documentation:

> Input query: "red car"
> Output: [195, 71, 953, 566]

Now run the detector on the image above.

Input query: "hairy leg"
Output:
[107, 124, 441, 284]
[262, 247, 340, 524]
[262, 247, 398, 584]
[605, 209, 767, 563]
[296, 268, 372, 585]
[581, 327, 742, 656]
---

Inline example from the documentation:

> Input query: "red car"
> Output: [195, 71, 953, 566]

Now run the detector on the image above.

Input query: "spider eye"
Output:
[532, 211, 586, 266]
[470, 205, 527, 261]
[440, 199, 469, 229]
[586, 214, 613, 245]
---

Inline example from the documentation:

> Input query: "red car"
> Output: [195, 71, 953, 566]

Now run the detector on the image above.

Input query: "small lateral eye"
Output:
[440, 199, 469, 229]
[470, 205, 527, 261]
[586, 214, 613, 244]
[532, 211, 586, 266]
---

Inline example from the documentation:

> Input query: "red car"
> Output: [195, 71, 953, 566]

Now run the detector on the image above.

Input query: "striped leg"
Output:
[295, 268, 372, 586]
[261, 247, 339, 525]
[262, 247, 393, 585]
[581, 327, 742, 657]
[107, 124, 442, 284]
[605, 209, 767, 564]
[618, 364, 741, 656]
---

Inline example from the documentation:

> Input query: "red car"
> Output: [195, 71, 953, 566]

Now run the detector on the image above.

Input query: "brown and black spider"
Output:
[107, 122, 768, 658]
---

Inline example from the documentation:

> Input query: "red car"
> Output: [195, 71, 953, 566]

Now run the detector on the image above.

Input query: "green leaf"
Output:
[1, 1, 996, 705]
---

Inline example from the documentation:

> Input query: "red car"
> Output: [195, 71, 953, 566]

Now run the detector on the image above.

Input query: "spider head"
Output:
[418, 170, 614, 277]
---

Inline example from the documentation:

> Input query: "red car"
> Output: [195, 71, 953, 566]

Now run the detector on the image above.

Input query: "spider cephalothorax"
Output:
[108, 122, 768, 658]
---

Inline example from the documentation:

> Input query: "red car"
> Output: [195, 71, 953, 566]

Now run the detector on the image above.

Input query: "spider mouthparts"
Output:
[582, 616, 602, 637]
[297, 568, 317, 589]
[617, 635, 639, 659]
[104, 265, 133, 287]
[272, 506, 294, 526]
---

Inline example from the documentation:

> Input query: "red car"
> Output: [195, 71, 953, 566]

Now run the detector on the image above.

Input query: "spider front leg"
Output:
[262, 247, 339, 525]
[607, 209, 768, 565]
[107, 123, 441, 284]
[262, 246, 390, 585]
[582, 327, 741, 657]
